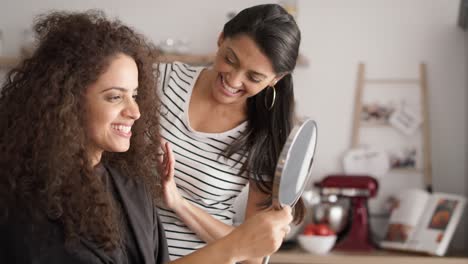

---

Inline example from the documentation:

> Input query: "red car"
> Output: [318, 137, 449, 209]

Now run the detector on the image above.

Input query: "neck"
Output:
[88, 148, 103, 168]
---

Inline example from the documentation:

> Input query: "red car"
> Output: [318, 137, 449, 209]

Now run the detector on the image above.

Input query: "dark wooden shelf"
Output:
[0, 56, 20, 69]
[159, 52, 309, 67]
[1, 53, 309, 68]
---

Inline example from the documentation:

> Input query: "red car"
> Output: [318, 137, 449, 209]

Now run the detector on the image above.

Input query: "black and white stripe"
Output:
[156, 62, 249, 259]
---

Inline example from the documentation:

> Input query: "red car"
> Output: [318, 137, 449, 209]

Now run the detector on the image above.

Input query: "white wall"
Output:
[0, 0, 277, 56]
[465, 18, 468, 254]
[294, 0, 467, 252]
[464, 24, 468, 254]
[0, 0, 466, 252]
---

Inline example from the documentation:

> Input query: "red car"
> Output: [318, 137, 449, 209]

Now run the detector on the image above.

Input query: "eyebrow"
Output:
[227, 48, 268, 78]
[100, 87, 138, 93]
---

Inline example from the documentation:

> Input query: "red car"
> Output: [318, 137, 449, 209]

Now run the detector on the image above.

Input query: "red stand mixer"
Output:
[315, 174, 379, 251]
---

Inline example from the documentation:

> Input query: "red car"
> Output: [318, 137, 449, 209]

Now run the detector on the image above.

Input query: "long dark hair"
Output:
[223, 4, 304, 222]
[0, 11, 161, 251]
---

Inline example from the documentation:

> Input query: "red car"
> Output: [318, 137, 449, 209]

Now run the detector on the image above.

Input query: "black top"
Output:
[0, 164, 169, 264]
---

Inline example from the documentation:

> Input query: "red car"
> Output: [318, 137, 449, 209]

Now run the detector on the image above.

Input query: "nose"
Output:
[226, 70, 243, 88]
[123, 99, 141, 120]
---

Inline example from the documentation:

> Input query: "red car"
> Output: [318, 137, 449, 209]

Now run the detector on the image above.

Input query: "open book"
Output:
[380, 189, 466, 256]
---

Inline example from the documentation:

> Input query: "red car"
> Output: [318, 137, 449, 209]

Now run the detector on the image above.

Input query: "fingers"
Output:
[158, 139, 175, 181]
[157, 139, 166, 169]
[266, 205, 292, 214]
[274, 206, 292, 239]
[162, 142, 173, 175]
[282, 224, 291, 238]
[258, 206, 293, 238]
[281, 205, 292, 215]
[162, 144, 169, 176]
[271, 205, 293, 223]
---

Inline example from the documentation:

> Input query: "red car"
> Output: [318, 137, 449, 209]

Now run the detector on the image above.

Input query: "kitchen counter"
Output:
[270, 247, 468, 264]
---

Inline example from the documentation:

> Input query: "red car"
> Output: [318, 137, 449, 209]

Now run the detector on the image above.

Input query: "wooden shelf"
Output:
[270, 248, 468, 264]
[0, 56, 20, 69]
[0, 53, 309, 68]
[0, 54, 215, 69]
[389, 167, 422, 173]
[158, 53, 215, 65]
[159, 52, 309, 67]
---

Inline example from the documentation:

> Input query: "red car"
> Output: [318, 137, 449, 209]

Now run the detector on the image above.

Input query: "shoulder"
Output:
[156, 61, 201, 84]
[104, 164, 147, 193]
[104, 164, 154, 213]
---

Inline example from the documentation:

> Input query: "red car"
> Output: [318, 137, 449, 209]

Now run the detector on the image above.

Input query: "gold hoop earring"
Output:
[264, 85, 276, 111]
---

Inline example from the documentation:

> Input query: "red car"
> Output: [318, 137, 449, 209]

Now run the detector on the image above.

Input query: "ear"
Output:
[269, 73, 287, 87]
[217, 32, 225, 47]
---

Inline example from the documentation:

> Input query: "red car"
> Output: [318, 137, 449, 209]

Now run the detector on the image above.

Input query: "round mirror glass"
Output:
[276, 119, 317, 207]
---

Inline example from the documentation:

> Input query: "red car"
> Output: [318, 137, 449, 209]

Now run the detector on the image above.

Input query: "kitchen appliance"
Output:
[315, 174, 378, 251]
[311, 194, 350, 234]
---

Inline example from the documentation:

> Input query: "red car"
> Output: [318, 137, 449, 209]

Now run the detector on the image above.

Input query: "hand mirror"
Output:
[263, 118, 318, 263]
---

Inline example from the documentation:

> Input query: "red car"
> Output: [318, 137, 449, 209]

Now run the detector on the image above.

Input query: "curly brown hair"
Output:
[0, 10, 161, 251]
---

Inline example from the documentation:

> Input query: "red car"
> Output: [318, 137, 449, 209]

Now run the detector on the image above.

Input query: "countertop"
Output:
[270, 247, 468, 264]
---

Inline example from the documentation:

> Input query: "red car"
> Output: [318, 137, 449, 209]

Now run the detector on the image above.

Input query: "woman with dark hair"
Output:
[158, 4, 304, 262]
[0, 10, 292, 264]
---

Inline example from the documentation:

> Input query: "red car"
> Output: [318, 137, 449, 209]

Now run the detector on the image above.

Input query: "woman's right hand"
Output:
[168, 206, 293, 264]
[228, 206, 293, 262]
[160, 141, 184, 211]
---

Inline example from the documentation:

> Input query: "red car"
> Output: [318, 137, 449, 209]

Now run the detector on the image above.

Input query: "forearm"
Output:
[172, 198, 234, 243]
[169, 234, 238, 264]
[175, 198, 262, 264]
[169, 206, 293, 264]
[172, 199, 261, 263]
[239, 182, 271, 264]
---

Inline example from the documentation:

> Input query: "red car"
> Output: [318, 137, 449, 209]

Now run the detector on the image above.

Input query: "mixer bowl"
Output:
[311, 195, 350, 234]
[284, 191, 350, 241]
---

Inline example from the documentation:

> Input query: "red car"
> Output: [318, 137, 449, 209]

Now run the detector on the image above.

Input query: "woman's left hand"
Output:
[160, 141, 184, 211]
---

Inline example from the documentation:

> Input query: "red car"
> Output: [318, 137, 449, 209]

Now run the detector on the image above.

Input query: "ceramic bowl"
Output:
[297, 234, 337, 254]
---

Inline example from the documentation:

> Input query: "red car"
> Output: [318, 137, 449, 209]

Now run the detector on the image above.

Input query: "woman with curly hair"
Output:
[0, 10, 292, 264]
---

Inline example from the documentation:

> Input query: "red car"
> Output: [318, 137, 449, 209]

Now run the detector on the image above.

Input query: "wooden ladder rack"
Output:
[351, 62, 432, 191]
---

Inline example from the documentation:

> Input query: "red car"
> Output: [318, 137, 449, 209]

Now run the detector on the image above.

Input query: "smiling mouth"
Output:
[111, 124, 132, 136]
[221, 75, 242, 94]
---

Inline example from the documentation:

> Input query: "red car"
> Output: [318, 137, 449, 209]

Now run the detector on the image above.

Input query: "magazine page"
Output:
[409, 192, 466, 256]
[380, 188, 430, 250]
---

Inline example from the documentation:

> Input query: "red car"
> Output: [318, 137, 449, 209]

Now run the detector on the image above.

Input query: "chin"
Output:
[109, 144, 131, 153]
[118, 146, 131, 152]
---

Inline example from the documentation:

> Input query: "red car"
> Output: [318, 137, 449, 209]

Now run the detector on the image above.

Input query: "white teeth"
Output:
[221, 76, 241, 94]
[226, 86, 239, 94]
[112, 125, 131, 133]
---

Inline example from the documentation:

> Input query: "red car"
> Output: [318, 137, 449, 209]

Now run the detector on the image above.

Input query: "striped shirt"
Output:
[156, 62, 249, 259]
